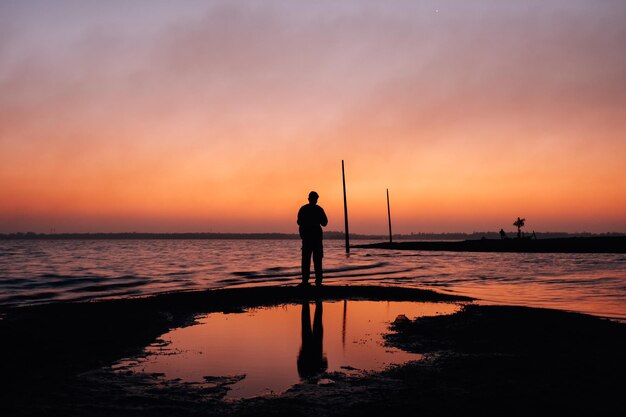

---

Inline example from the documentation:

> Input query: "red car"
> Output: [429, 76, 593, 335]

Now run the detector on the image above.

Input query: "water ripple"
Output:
[0, 239, 625, 321]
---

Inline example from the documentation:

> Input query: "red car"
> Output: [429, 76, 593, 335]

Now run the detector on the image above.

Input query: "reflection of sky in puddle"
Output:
[119, 301, 459, 398]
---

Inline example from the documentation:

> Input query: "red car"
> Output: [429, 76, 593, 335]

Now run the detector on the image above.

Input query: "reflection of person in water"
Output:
[297, 301, 328, 379]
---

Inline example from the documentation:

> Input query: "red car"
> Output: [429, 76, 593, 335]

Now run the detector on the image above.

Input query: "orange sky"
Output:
[1, 1, 625, 233]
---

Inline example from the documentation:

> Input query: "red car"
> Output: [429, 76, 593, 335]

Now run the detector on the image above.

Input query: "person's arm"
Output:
[320, 208, 328, 227]
[297, 206, 303, 226]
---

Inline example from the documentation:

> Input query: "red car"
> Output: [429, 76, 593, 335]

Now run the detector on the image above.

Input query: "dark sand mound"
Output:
[1, 286, 624, 416]
[381, 305, 626, 416]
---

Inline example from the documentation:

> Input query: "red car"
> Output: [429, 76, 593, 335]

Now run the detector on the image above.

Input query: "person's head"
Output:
[308, 191, 319, 204]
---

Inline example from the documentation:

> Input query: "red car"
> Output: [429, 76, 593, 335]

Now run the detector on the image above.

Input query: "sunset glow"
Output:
[1, 1, 625, 233]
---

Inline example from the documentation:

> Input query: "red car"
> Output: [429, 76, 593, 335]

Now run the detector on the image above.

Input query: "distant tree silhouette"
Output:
[513, 217, 526, 239]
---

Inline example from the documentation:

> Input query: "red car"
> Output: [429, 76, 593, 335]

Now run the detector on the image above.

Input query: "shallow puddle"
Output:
[117, 300, 459, 398]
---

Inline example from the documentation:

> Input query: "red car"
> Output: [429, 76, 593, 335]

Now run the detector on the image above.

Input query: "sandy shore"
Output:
[1, 285, 624, 416]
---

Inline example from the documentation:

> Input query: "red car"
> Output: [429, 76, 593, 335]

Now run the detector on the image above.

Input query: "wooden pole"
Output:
[387, 188, 393, 243]
[342, 299, 347, 350]
[342, 160, 350, 254]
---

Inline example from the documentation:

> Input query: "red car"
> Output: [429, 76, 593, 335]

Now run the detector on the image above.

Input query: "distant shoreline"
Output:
[355, 236, 626, 253]
[2, 231, 624, 240]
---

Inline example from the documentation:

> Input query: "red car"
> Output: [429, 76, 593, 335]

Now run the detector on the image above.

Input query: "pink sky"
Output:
[1, 1, 625, 233]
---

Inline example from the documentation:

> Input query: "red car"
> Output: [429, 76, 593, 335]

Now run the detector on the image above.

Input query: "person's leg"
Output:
[297, 302, 314, 377]
[313, 243, 323, 285]
[301, 242, 313, 284]
[312, 301, 327, 371]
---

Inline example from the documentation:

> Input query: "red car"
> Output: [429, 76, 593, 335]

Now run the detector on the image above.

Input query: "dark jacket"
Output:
[297, 204, 328, 241]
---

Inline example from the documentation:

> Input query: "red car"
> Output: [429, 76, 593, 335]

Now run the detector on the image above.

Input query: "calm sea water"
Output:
[1, 239, 625, 321]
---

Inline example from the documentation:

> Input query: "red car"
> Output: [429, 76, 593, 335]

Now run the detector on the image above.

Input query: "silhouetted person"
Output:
[297, 191, 328, 286]
[499, 228, 506, 240]
[297, 301, 327, 379]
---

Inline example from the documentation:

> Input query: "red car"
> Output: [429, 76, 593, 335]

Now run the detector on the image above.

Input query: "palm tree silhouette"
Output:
[513, 217, 526, 239]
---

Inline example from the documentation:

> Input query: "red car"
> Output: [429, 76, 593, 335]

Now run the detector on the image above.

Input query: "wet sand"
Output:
[1, 285, 624, 416]
[355, 236, 626, 253]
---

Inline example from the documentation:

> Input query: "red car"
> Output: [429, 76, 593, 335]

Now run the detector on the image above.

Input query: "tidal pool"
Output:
[117, 300, 460, 398]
